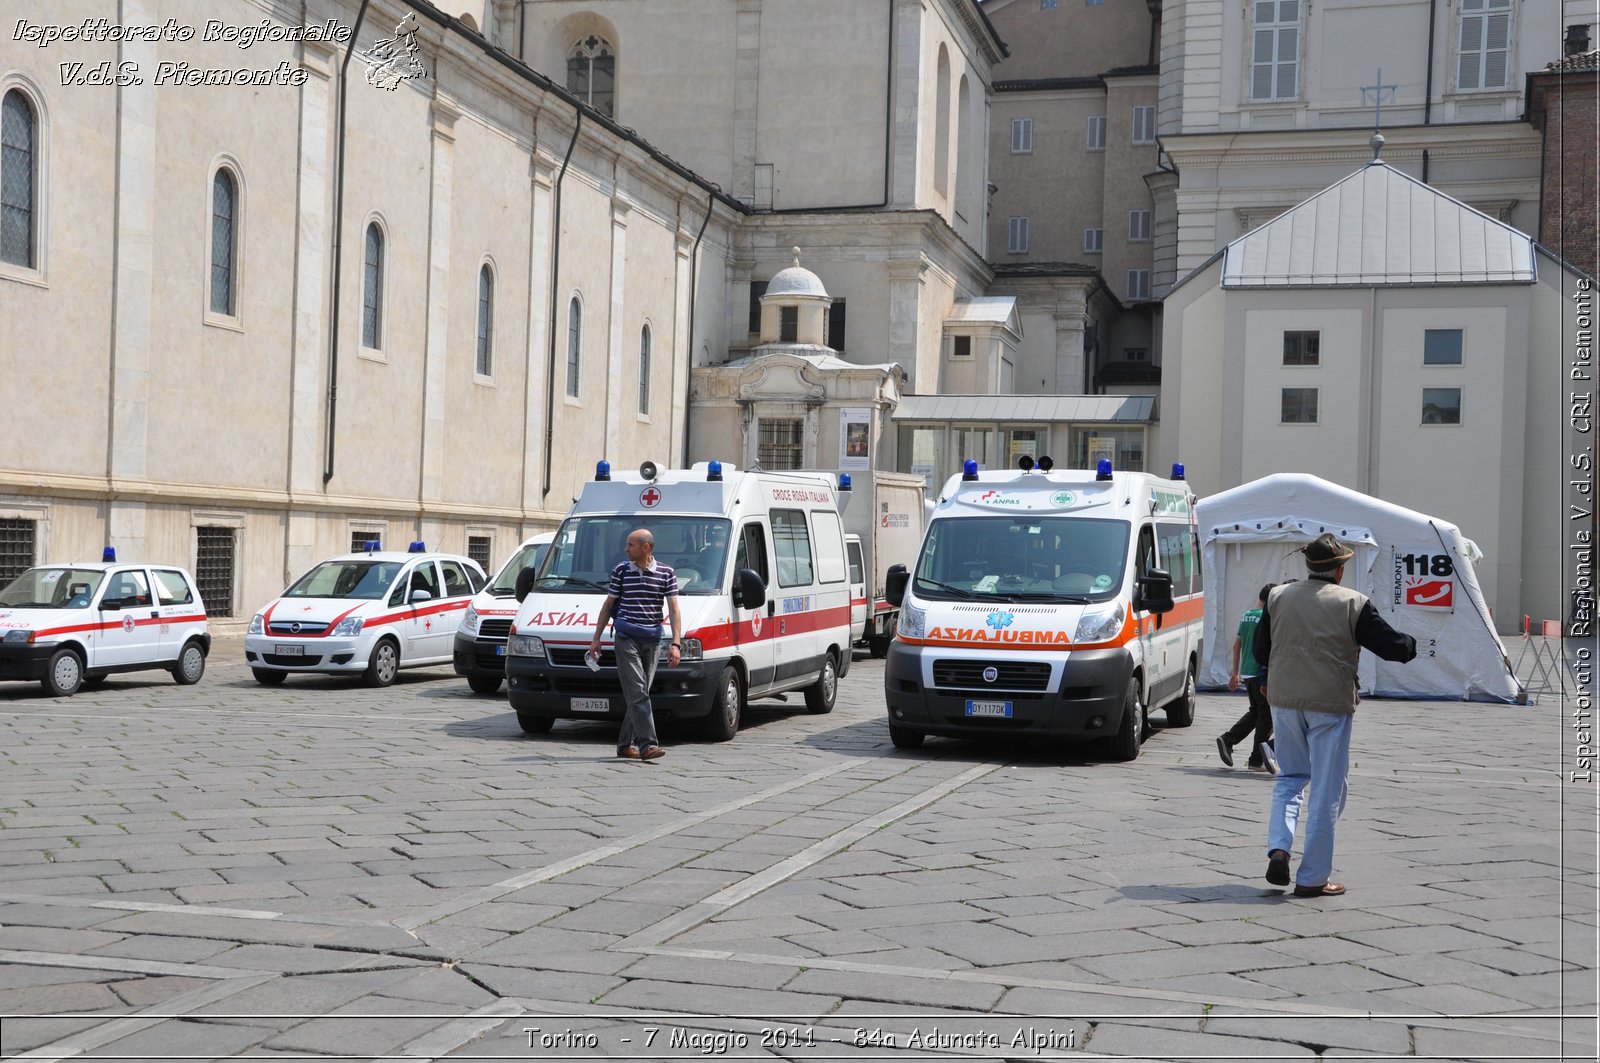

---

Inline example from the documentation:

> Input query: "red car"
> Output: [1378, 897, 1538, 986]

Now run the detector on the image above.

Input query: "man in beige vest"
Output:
[1253, 533, 1417, 897]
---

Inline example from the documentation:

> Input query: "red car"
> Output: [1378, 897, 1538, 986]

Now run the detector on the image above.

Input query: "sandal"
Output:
[1292, 881, 1347, 897]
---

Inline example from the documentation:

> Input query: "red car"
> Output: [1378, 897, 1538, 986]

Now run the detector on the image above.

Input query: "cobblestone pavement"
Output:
[0, 636, 1594, 1061]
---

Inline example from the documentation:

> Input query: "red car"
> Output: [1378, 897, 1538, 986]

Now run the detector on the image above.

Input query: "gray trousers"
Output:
[614, 635, 661, 750]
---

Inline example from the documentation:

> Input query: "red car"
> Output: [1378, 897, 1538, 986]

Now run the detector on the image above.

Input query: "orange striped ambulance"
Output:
[883, 457, 1202, 761]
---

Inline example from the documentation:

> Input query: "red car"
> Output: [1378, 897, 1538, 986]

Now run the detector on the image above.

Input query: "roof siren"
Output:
[1096, 458, 1114, 481]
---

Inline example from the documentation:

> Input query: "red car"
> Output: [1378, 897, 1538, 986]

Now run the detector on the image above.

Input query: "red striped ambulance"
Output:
[505, 460, 853, 741]
[0, 554, 210, 696]
[244, 544, 486, 687]
[884, 458, 1202, 761]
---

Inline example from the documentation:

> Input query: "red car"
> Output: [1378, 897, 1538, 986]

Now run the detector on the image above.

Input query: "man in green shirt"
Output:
[1217, 583, 1277, 772]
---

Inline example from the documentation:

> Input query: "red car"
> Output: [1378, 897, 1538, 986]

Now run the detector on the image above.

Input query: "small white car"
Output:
[0, 559, 211, 697]
[245, 547, 486, 687]
[453, 532, 555, 695]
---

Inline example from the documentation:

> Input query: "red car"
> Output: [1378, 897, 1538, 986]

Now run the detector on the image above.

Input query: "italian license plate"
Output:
[275, 644, 305, 657]
[965, 699, 1012, 718]
[571, 697, 610, 714]
[494, 645, 506, 656]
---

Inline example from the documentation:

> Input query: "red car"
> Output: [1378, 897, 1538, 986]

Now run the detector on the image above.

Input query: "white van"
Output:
[244, 545, 487, 687]
[453, 532, 555, 694]
[884, 458, 1202, 760]
[505, 460, 853, 741]
[0, 555, 210, 696]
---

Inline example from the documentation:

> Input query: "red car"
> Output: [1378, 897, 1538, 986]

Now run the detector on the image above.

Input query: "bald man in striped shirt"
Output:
[589, 528, 683, 762]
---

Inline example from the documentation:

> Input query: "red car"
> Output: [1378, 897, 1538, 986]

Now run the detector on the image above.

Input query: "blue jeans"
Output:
[614, 635, 661, 751]
[1267, 706, 1352, 888]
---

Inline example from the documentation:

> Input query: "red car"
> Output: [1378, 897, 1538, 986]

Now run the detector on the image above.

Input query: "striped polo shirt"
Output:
[607, 559, 678, 634]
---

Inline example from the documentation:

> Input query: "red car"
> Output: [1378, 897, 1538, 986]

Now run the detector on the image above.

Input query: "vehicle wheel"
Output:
[42, 648, 83, 697]
[1166, 663, 1196, 728]
[516, 712, 555, 734]
[252, 668, 287, 686]
[702, 665, 743, 742]
[82, 674, 107, 689]
[171, 640, 206, 685]
[889, 722, 924, 750]
[804, 651, 838, 714]
[868, 617, 895, 659]
[468, 674, 504, 695]
[363, 638, 400, 688]
[1107, 681, 1143, 762]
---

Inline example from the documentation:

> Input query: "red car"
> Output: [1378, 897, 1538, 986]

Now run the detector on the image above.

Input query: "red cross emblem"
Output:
[121, 616, 135, 633]
[424, 617, 434, 631]
[640, 487, 662, 508]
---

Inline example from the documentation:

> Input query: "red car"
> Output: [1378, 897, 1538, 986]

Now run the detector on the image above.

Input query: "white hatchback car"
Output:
[245, 547, 486, 687]
[0, 559, 211, 696]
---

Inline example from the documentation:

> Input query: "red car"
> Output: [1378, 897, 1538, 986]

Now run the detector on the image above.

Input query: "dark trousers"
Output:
[1223, 676, 1273, 765]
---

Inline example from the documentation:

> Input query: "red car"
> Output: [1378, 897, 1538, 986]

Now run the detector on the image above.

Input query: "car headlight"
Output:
[1073, 602, 1126, 644]
[460, 606, 479, 634]
[247, 613, 265, 635]
[331, 616, 365, 637]
[3, 629, 35, 643]
[508, 634, 545, 658]
[676, 638, 703, 661]
[898, 600, 926, 639]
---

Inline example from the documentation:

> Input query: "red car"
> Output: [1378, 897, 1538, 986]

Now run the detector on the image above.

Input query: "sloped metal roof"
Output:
[943, 297, 1023, 338]
[1220, 161, 1537, 288]
[892, 394, 1154, 422]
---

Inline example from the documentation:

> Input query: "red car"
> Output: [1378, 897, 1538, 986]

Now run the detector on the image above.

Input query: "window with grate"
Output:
[467, 535, 492, 569]
[476, 265, 494, 377]
[350, 530, 382, 553]
[1, 90, 36, 269]
[194, 526, 235, 617]
[362, 223, 383, 349]
[758, 419, 804, 470]
[210, 169, 237, 315]
[0, 518, 36, 584]
[566, 296, 582, 397]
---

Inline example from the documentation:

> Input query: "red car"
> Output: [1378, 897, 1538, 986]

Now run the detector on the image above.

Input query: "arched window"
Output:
[567, 36, 615, 117]
[362, 222, 384, 349]
[209, 169, 237, 315]
[933, 45, 951, 198]
[566, 296, 582, 398]
[476, 264, 494, 376]
[1, 89, 36, 268]
[638, 324, 651, 415]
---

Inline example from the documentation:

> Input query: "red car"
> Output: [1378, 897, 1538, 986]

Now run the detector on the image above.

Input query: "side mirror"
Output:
[99, 597, 123, 612]
[732, 568, 766, 610]
[885, 564, 909, 607]
[409, 589, 434, 603]
[1137, 569, 1175, 615]
[514, 566, 536, 602]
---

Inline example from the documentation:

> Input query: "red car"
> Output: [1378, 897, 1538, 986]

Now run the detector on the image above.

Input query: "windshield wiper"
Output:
[915, 579, 976, 599]
[542, 576, 608, 592]
[1005, 592, 1090, 603]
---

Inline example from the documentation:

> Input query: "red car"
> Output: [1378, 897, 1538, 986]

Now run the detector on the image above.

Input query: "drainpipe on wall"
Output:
[680, 190, 716, 465]
[1422, 0, 1437, 184]
[540, 112, 582, 502]
[324, 0, 372, 486]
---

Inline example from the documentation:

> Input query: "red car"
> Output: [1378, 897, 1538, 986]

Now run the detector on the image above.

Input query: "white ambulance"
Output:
[884, 458, 1203, 760]
[452, 532, 555, 694]
[244, 544, 487, 687]
[0, 553, 210, 697]
[505, 460, 853, 741]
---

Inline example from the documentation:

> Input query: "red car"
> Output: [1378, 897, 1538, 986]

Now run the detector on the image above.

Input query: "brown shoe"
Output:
[640, 745, 666, 761]
[1293, 881, 1347, 897]
[617, 745, 639, 759]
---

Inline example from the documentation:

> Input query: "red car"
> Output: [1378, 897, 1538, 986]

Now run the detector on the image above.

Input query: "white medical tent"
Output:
[1195, 474, 1524, 704]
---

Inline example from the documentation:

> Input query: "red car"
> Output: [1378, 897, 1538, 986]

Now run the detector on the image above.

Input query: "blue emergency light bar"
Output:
[1096, 458, 1113, 481]
[962, 459, 979, 481]
[363, 539, 380, 552]
[707, 460, 724, 482]
[838, 473, 852, 491]
[1171, 462, 1185, 480]
[102, 546, 116, 562]
[595, 460, 611, 481]
[408, 541, 426, 553]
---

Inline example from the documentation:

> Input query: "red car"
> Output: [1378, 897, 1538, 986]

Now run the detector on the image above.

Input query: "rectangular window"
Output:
[1124, 347, 1149, 362]
[153, 569, 196, 606]
[1086, 115, 1107, 150]
[1282, 330, 1320, 366]
[1281, 387, 1319, 424]
[951, 335, 972, 359]
[1252, 0, 1301, 100]
[466, 534, 492, 570]
[770, 509, 815, 587]
[810, 510, 846, 584]
[748, 280, 768, 334]
[1084, 227, 1103, 253]
[194, 526, 235, 618]
[1127, 209, 1152, 241]
[1424, 328, 1464, 364]
[1126, 269, 1150, 300]
[1458, 0, 1512, 90]
[1008, 216, 1030, 253]
[0, 518, 37, 585]
[828, 299, 846, 352]
[757, 418, 804, 470]
[1131, 105, 1156, 144]
[1070, 427, 1145, 471]
[1041, 0, 1057, 8]
[779, 305, 799, 342]
[350, 528, 383, 553]
[1423, 387, 1463, 424]
[1010, 117, 1034, 154]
